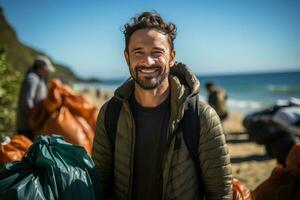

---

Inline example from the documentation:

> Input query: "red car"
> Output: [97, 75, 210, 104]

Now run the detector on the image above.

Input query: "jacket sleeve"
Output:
[25, 74, 39, 109]
[198, 102, 233, 200]
[92, 102, 114, 199]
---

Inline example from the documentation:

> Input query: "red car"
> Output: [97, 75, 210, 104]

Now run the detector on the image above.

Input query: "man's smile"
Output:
[137, 67, 161, 76]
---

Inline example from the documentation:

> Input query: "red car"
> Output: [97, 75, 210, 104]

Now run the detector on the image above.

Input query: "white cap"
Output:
[34, 55, 56, 72]
[1, 136, 11, 145]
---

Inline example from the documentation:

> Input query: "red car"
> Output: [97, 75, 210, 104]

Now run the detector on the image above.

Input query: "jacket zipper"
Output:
[161, 103, 184, 200]
[161, 118, 177, 200]
[124, 101, 135, 200]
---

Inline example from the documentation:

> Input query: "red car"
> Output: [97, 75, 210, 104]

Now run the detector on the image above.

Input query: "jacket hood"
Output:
[114, 62, 200, 103]
[169, 62, 200, 103]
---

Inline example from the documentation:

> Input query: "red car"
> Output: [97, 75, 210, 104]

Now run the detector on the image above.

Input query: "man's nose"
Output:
[143, 55, 155, 66]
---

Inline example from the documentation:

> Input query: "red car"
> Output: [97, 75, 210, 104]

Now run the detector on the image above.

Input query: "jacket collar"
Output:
[114, 62, 200, 120]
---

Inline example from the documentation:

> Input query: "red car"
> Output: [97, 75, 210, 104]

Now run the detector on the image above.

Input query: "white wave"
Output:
[199, 95, 267, 113]
[266, 84, 300, 93]
[227, 99, 267, 113]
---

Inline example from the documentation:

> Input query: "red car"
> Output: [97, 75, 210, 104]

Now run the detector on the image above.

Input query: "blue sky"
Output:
[1, 0, 300, 79]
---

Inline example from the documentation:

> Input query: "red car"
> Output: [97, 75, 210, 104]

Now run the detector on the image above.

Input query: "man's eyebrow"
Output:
[131, 47, 143, 52]
[153, 47, 165, 52]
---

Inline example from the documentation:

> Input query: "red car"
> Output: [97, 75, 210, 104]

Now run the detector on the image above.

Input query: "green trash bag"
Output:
[0, 135, 103, 200]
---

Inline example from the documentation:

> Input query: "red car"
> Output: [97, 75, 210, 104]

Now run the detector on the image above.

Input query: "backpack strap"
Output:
[181, 95, 204, 199]
[104, 97, 123, 150]
[103, 96, 122, 198]
[182, 95, 200, 169]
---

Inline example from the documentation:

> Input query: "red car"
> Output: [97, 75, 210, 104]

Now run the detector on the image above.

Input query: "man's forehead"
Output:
[128, 28, 170, 50]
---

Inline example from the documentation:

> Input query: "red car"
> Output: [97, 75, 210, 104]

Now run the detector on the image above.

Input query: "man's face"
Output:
[37, 66, 48, 78]
[124, 28, 176, 90]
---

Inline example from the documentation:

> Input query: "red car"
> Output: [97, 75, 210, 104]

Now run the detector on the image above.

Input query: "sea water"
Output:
[198, 71, 300, 112]
[77, 71, 300, 113]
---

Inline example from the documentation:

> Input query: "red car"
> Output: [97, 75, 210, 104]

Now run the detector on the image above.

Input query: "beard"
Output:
[129, 64, 169, 90]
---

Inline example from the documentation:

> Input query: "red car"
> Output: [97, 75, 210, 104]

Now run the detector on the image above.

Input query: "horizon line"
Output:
[80, 68, 300, 82]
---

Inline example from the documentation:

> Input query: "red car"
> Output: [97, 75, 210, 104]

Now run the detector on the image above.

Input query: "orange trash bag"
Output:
[286, 141, 300, 179]
[44, 79, 97, 124]
[64, 94, 97, 130]
[0, 135, 32, 165]
[233, 178, 253, 200]
[44, 79, 64, 113]
[30, 79, 97, 155]
[253, 164, 300, 200]
[45, 79, 97, 129]
[29, 100, 50, 131]
[40, 106, 94, 155]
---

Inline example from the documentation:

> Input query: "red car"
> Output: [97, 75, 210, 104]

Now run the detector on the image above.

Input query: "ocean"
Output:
[77, 71, 300, 113]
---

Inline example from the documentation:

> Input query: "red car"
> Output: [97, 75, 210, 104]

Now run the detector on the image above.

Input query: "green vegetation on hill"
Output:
[0, 50, 20, 139]
[0, 7, 79, 83]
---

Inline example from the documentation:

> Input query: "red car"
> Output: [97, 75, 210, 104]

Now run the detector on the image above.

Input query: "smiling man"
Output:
[92, 11, 232, 200]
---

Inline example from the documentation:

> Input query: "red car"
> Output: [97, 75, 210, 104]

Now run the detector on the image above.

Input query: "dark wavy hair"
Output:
[123, 11, 177, 52]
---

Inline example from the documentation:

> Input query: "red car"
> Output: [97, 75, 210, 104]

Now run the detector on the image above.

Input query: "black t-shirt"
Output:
[130, 94, 170, 200]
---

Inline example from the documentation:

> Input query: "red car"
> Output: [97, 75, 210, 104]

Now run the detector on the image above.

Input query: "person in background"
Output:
[95, 88, 101, 98]
[92, 11, 232, 200]
[16, 55, 55, 140]
[206, 81, 229, 121]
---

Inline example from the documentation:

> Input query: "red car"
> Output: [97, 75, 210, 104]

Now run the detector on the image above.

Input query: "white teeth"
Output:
[140, 69, 156, 73]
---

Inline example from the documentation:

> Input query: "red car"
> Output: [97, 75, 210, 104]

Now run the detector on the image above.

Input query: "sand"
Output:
[81, 90, 277, 191]
[223, 113, 276, 190]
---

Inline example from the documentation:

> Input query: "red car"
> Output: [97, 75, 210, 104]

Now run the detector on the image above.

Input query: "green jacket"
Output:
[92, 63, 232, 200]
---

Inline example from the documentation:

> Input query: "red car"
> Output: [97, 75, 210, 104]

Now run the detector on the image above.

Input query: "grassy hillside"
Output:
[0, 7, 79, 83]
[0, 50, 20, 138]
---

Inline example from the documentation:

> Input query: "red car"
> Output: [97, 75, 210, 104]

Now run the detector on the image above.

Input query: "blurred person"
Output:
[205, 81, 229, 121]
[92, 11, 232, 200]
[16, 55, 55, 140]
[96, 88, 101, 98]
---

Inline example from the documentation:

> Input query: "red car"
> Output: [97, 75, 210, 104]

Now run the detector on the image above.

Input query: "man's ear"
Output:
[124, 50, 130, 66]
[170, 49, 176, 67]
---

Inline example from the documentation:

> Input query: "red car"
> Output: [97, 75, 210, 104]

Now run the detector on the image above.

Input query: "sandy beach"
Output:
[223, 113, 276, 190]
[81, 89, 277, 191]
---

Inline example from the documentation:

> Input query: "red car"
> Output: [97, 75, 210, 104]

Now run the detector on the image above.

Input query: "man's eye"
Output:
[152, 51, 163, 56]
[134, 51, 143, 56]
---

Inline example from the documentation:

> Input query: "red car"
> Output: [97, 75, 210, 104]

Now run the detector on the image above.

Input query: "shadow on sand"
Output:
[226, 138, 250, 144]
[230, 154, 272, 163]
[226, 131, 251, 144]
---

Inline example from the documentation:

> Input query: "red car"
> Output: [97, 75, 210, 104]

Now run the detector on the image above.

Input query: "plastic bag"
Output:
[0, 135, 32, 166]
[29, 79, 97, 155]
[0, 135, 103, 200]
[232, 178, 253, 200]
[286, 141, 300, 180]
[253, 165, 300, 200]
[254, 141, 300, 200]
[40, 106, 94, 155]
[44, 79, 97, 129]
[29, 100, 50, 131]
